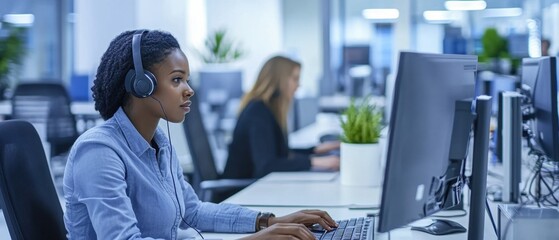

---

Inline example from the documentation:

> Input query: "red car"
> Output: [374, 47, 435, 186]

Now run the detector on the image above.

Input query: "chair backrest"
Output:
[182, 94, 220, 182]
[0, 120, 67, 239]
[11, 82, 78, 156]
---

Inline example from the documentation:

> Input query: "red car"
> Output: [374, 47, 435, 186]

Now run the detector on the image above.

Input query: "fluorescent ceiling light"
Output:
[3, 14, 35, 27]
[362, 9, 400, 20]
[445, 1, 487, 11]
[423, 10, 460, 22]
[482, 8, 522, 18]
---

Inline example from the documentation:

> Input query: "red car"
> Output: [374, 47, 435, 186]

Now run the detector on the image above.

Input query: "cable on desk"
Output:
[521, 122, 559, 207]
[485, 199, 498, 238]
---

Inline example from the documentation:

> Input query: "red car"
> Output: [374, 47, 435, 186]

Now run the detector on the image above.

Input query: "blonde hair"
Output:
[239, 56, 301, 131]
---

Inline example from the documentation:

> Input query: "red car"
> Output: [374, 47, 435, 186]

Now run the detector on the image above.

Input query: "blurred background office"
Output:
[1, 0, 558, 210]
[1, 0, 559, 238]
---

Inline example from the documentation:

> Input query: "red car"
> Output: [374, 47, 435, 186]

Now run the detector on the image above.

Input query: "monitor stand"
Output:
[412, 96, 492, 239]
[467, 95, 492, 240]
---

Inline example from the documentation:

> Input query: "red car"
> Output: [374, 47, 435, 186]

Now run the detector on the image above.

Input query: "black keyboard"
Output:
[311, 217, 375, 240]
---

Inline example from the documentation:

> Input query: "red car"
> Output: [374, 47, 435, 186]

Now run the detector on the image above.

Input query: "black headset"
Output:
[125, 30, 157, 98]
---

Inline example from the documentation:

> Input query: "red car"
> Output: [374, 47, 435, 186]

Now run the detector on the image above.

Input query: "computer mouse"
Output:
[411, 219, 466, 235]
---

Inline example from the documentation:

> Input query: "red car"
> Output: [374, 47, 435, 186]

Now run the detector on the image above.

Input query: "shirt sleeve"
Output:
[249, 116, 312, 178]
[72, 142, 162, 240]
[175, 162, 259, 233]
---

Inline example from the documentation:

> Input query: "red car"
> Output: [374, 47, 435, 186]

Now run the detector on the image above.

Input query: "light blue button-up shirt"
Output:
[63, 108, 258, 239]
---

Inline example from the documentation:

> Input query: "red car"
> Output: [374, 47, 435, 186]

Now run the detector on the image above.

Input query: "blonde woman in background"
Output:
[223, 56, 340, 181]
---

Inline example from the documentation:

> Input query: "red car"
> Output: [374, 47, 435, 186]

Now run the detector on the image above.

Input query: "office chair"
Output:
[11, 82, 79, 157]
[0, 120, 67, 239]
[11, 82, 79, 182]
[183, 94, 255, 203]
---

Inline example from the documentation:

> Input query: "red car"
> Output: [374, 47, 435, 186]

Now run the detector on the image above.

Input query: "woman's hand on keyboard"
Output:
[311, 155, 340, 171]
[314, 141, 340, 154]
[269, 210, 338, 231]
[241, 223, 315, 240]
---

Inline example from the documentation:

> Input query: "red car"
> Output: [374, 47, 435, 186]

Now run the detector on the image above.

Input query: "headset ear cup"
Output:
[131, 71, 157, 98]
[125, 69, 135, 94]
[144, 70, 157, 92]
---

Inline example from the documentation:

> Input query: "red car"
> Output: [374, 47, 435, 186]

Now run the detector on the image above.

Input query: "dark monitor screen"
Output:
[343, 45, 370, 66]
[521, 57, 559, 161]
[378, 52, 478, 232]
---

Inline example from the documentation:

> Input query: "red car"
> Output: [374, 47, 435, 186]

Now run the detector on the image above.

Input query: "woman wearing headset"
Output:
[63, 30, 336, 239]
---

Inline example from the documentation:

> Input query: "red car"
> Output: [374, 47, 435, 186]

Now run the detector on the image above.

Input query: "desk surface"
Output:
[224, 172, 380, 208]
[212, 172, 499, 240]
[202, 206, 497, 240]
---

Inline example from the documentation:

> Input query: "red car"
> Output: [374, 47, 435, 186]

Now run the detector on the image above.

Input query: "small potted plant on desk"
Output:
[339, 97, 383, 186]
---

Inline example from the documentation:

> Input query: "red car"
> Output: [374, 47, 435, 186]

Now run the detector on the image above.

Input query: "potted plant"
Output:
[0, 23, 26, 100]
[196, 29, 245, 109]
[478, 28, 519, 75]
[198, 29, 244, 64]
[339, 97, 384, 186]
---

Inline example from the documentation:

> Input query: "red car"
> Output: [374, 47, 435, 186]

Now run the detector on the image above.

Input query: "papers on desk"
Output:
[260, 172, 339, 182]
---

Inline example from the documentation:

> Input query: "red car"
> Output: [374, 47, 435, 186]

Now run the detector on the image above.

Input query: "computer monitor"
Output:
[378, 52, 480, 232]
[521, 57, 559, 162]
[343, 45, 371, 66]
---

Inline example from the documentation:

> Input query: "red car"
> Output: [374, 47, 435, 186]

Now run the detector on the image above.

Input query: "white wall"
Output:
[416, 23, 443, 53]
[205, 0, 283, 92]
[543, 4, 559, 55]
[136, 1, 189, 49]
[283, 0, 322, 96]
[74, 0, 136, 75]
[74, 0, 191, 76]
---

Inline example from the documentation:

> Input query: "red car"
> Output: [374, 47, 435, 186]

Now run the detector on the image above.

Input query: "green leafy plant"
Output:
[198, 29, 244, 64]
[477, 27, 520, 74]
[0, 22, 26, 88]
[340, 97, 383, 144]
[479, 28, 507, 61]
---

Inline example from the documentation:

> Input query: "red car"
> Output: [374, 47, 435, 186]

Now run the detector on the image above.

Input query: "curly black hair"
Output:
[91, 29, 181, 120]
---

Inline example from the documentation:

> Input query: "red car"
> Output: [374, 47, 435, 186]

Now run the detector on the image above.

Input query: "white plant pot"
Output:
[340, 142, 382, 186]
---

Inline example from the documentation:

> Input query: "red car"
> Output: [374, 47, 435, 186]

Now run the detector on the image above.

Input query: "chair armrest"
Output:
[199, 179, 256, 202]
[199, 179, 256, 191]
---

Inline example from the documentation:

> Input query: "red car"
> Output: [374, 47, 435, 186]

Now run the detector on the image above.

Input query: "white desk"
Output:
[224, 172, 380, 208]
[203, 172, 499, 240]
[201, 206, 497, 240]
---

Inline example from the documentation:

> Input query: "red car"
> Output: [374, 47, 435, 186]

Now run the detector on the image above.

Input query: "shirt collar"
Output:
[113, 107, 170, 156]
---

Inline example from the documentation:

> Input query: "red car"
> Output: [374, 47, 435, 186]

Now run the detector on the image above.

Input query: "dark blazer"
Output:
[222, 100, 312, 179]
